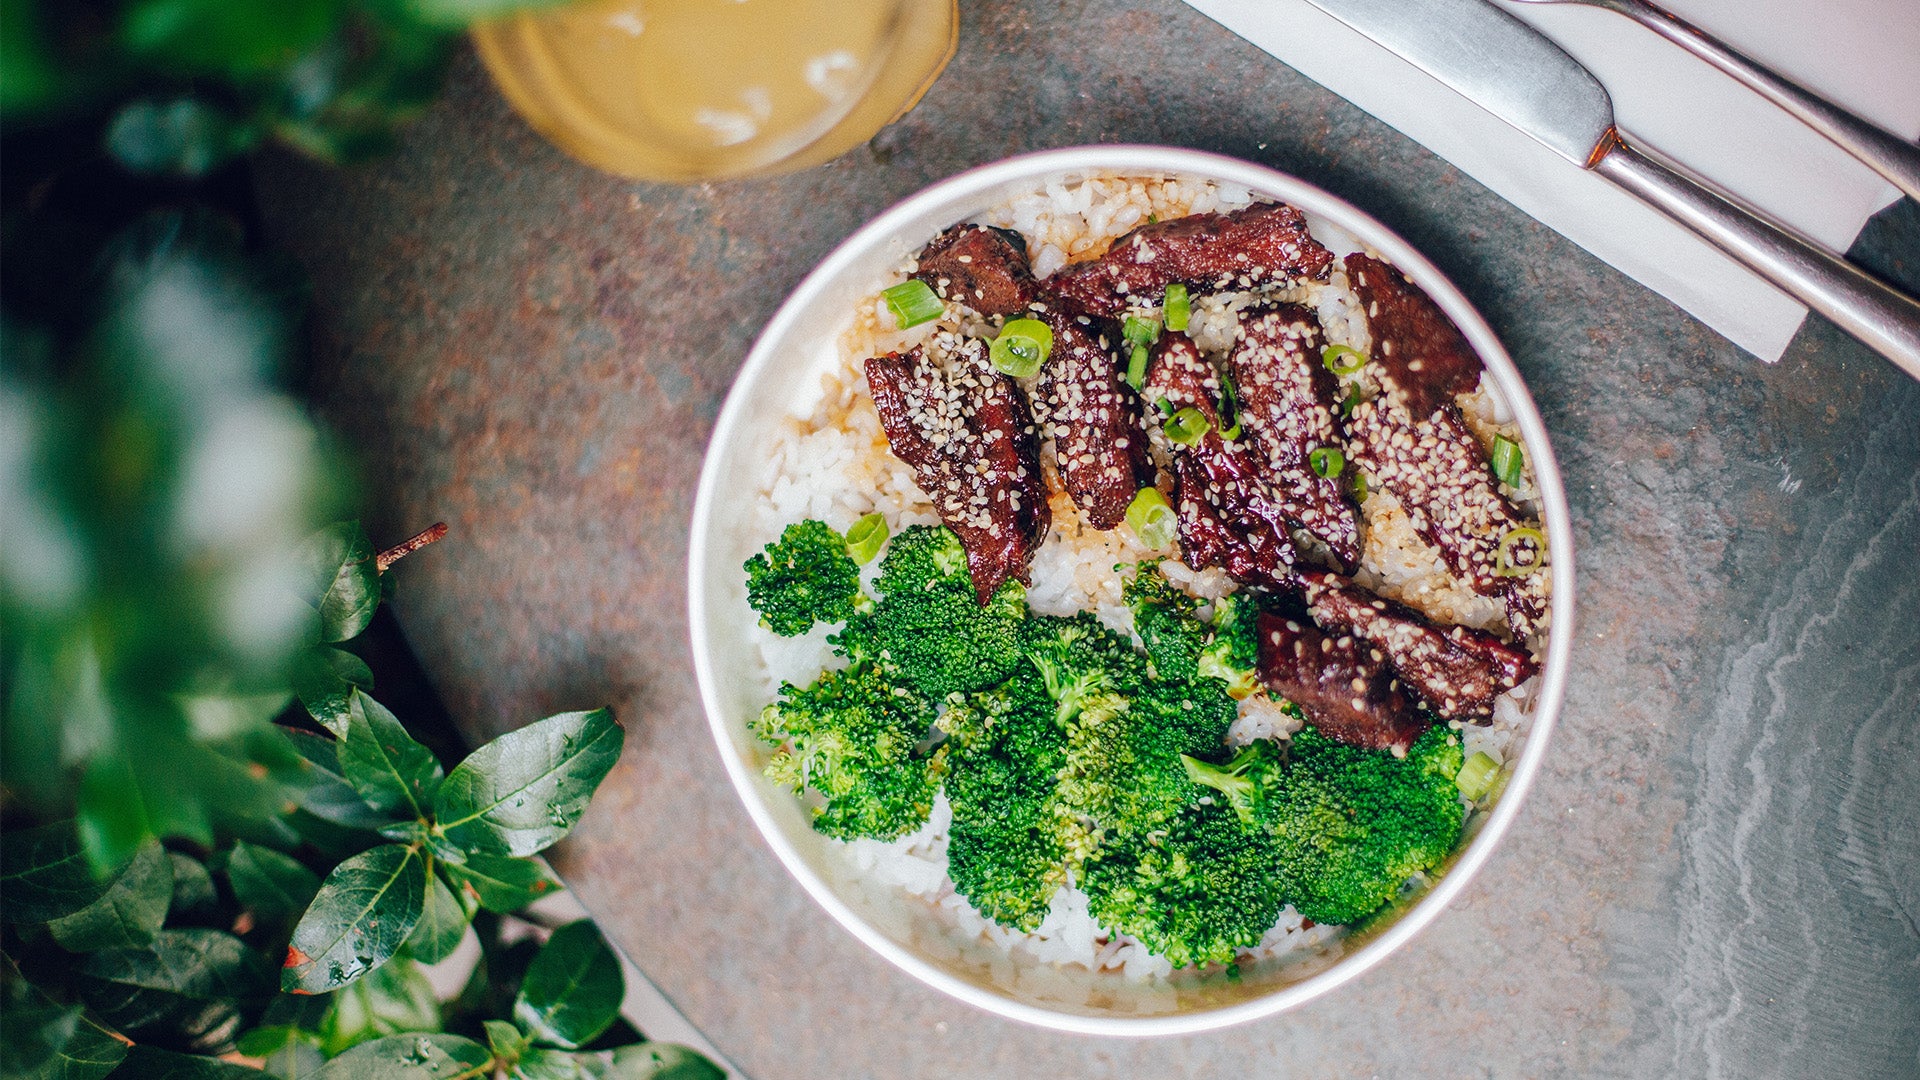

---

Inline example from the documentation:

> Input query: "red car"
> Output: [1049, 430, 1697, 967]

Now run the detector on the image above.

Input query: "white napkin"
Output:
[1183, 0, 1920, 361]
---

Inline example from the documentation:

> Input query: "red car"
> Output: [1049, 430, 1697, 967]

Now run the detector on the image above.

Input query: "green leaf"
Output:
[120, 0, 336, 78]
[607, 1045, 726, 1080]
[222, 841, 322, 921]
[485, 1019, 530, 1063]
[339, 691, 443, 819]
[441, 854, 561, 913]
[283, 844, 426, 994]
[317, 954, 439, 1056]
[293, 647, 375, 737]
[75, 757, 163, 876]
[283, 727, 391, 831]
[238, 1025, 328, 1079]
[513, 1048, 600, 1080]
[75, 929, 269, 1039]
[2, 823, 117, 924]
[404, 863, 472, 964]
[434, 709, 622, 858]
[300, 522, 381, 644]
[1, 978, 128, 1080]
[114, 1045, 273, 1078]
[166, 853, 220, 924]
[402, 0, 575, 29]
[48, 840, 172, 952]
[313, 1034, 493, 1079]
[105, 96, 258, 177]
[513, 920, 623, 1050]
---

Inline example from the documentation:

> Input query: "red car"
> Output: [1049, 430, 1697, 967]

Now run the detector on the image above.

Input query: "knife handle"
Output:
[1592, 133, 1920, 380]
[1604, 0, 1920, 205]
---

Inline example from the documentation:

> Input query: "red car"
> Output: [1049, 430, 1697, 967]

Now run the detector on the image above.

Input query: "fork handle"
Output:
[1593, 133, 1920, 379]
[1601, 0, 1920, 204]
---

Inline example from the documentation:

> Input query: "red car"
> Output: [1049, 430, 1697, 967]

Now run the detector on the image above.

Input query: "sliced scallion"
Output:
[1126, 343, 1149, 389]
[1489, 434, 1525, 489]
[1122, 315, 1161, 348]
[1493, 526, 1547, 577]
[1322, 343, 1367, 376]
[1217, 373, 1242, 440]
[989, 317, 1053, 378]
[1163, 283, 1191, 332]
[1163, 406, 1210, 447]
[1340, 385, 1362, 417]
[1309, 446, 1345, 479]
[1351, 472, 1369, 502]
[1455, 751, 1500, 801]
[845, 513, 888, 565]
[882, 279, 943, 328]
[1126, 487, 1177, 550]
[1155, 397, 1175, 417]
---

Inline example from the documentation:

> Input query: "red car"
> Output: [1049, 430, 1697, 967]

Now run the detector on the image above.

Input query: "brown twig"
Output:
[376, 522, 448, 573]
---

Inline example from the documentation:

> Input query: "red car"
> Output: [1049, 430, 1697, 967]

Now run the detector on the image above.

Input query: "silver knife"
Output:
[1298, 0, 1920, 379]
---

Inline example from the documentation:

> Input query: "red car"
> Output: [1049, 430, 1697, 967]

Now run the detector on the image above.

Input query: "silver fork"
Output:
[1507, 0, 1920, 203]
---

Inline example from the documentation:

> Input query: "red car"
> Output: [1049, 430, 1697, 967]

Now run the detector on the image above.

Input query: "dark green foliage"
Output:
[1186, 727, 1466, 926]
[837, 525, 1027, 700]
[755, 664, 943, 841]
[1081, 799, 1287, 969]
[1197, 591, 1263, 700]
[744, 520, 865, 637]
[432, 707, 623, 857]
[940, 670, 1070, 931]
[511, 920, 622, 1050]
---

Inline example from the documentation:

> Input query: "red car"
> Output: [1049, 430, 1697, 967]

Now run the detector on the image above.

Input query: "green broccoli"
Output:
[744, 520, 866, 637]
[754, 663, 943, 841]
[1185, 727, 1466, 926]
[1022, 613, 1140, 722]
[939, 668, 1072, 930]
[1121, 562, 1209, 683]
[1197, 591, 1263, 700]
[1080, 797, 1287, 969]
[833, 525, 1027, 700]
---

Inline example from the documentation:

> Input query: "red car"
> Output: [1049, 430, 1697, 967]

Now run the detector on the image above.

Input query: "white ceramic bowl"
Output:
[688, 146, 1574, 1035]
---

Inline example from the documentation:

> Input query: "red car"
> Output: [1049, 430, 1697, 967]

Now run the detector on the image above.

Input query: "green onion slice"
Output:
[1126, 487, 1177, 550]
[1163, 406, 1210, 447]
[1154, 397, 1175, 417]
[1455, 751, 1501, 801]
[1351, 472, 1370, 502]
[1322, 343, 1367, 376]
[1308, 446, 1344, 479]
[1126, 343, 1149, 389]
[845, 513, 888, 565]
[1163, 283, 1191, 332]
[989, 317, 1053, 378]
[882, 279, 943, 328]
[1122, 315, 1161, 348]
[1489, 434, 1525, 489]
[1339, 385, 1362, 417]
[1217, 373, 1242, 440]
[1493, 526, 1547, 577]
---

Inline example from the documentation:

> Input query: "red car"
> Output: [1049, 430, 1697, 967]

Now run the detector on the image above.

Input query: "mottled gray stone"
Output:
[254, 1, 1920, 1076]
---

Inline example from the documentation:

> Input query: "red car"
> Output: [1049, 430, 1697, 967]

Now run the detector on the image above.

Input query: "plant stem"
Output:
[376, 523, 448, 573]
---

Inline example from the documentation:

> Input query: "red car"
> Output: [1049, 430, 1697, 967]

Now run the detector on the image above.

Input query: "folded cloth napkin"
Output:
[1184, 0, 1920, 361]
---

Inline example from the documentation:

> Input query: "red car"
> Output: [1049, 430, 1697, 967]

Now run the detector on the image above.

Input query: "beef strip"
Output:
[1295, 570, 1537, 723]
[1255, 609, 1430, 753]
[1048, 202, 1335, 318]
[1340, 253, 1550, 640]
[864, 332, 1050, 603]
[910, 224, 1150, 530]
[911, 224, 1038, 317]
[1228, 304, 1361, 570]
[1145, 334, 1298, 586]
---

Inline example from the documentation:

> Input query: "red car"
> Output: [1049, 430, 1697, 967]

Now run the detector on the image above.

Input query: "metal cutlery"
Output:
[1299, 0, 1920, 379]
[1506, 0, 1920, 205]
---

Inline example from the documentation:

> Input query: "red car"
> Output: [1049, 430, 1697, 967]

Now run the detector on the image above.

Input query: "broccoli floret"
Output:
[1197, 592, 1263, 700]
[1081, 797, 1287, 969]
[1122, 562, 1209, 683]
[744, 520, 866, 637]
[940, 669, 1071, 930]
[1185, 727, 1466, 926]
[753, 663, 943, 841]
[833, 525, 1026, 700]
[1022, 613, 1140, 722]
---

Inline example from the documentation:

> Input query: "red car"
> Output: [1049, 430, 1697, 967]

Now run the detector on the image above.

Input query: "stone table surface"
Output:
[255, 2, 1920, 1076]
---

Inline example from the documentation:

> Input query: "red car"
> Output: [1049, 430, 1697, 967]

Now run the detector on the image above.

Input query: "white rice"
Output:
[749, 175, 1545, 980]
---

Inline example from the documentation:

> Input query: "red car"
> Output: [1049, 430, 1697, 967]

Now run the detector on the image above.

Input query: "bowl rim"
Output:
[687, 144, 1575, 1036]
